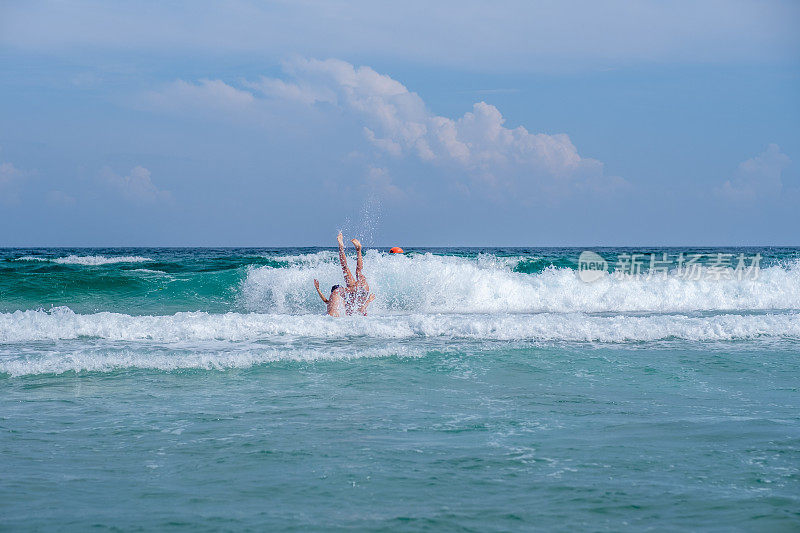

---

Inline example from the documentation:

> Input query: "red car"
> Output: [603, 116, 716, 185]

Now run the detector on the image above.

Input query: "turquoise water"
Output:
[1, 248, 799, 530]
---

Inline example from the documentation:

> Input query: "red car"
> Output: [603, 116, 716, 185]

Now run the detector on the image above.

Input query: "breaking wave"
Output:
[2, 307, 798, 344]
[16, 255, 153, 265]
[240, 251, 800, 314]
[4, 249, 800, 376]
[2, 307, 798, 376]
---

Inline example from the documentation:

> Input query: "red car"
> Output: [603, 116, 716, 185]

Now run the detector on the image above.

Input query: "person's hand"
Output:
[314, 279, 320, 290]
[337, 232, 344, 245]
[351, 238, 361, 250]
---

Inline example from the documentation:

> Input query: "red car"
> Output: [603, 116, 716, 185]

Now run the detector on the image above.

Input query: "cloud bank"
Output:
[718, 144, 791, 200]
[3, 1, 798, 71]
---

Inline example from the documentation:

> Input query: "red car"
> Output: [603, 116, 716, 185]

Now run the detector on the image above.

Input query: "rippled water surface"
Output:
[1, 247, 799, 530]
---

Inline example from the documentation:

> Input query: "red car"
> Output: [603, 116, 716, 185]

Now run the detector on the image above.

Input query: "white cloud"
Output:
[142, 58, 622, 200]
[145, 79, 254, 112]
[244, 77, 335, 106]
[101, 166, 171, 204]
[0, 162, 25, 204]
[0, 162, 22, 185]
[718, 144, 791, 200]
[256, 58, 618, 196]
[364, 166, 405, 199]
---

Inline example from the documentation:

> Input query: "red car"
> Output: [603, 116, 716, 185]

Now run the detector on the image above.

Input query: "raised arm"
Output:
[314, 279, 328, 303]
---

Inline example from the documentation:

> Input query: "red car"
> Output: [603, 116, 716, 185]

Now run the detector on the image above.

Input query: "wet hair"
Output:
[331, 285, 341, 293]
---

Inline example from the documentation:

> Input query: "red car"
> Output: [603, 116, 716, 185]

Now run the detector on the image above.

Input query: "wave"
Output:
[2, 307, 799, 344]
[16, 255, 153, 265]
[0, 343, 425, 377]
[3, 307, 798, 376]
[240, 251, 800, 314]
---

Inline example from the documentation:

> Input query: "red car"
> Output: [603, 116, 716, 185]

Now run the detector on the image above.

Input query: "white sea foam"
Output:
[241, 251, 800, 314]
[3, 306, 798, 376]
[2, 308, 798, 376]
[270, 250, 340, 265]
[1, 307, 798, 344]
[0, 343, 425, 377]
[15, 255, 153, 265]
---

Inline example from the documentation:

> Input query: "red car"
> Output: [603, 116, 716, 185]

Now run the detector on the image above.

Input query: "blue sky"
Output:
[1, 0, 799, 246]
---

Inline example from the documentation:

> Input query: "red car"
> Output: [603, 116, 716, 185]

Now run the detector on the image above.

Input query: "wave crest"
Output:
[240, 251, 800, 314]
[16, 255, 153, 265]
[2, 307, 798, 344]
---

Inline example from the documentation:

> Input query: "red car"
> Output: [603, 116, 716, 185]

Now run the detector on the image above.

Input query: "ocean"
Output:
[1, 247, 798, 531]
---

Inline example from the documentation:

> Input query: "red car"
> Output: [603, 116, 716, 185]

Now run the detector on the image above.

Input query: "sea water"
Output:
[1, 247, 798, 530]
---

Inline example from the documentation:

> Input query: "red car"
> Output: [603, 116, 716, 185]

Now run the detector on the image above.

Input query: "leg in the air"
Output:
[351, 239, 364, 280]
[337, 232, 355, 287]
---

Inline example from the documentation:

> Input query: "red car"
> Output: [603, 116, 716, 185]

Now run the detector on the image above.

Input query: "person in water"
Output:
[313, 280, 345, 317]
[336, 232, 375, 315]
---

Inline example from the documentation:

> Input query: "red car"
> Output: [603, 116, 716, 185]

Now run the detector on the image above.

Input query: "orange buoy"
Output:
[389, 247, 404, 254]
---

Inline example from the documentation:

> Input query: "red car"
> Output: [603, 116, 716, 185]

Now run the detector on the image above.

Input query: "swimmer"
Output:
[313, 279, 345, 317]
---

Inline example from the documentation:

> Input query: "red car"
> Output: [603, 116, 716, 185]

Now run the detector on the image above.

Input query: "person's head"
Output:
[330, 284, 342, 296]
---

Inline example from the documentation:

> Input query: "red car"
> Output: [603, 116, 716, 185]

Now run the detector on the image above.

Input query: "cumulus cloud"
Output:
[718, 144, 791, 200]
[244, 77, 335, 106]
[0, 162, 22, 185]
[0, 162, 25, 204]
[259, 58, 620, 197]
[148, 58, 622, 200]
[364, 166, 405, 199]
[100, 166, 171, 204]
[145, 79, 254, 112]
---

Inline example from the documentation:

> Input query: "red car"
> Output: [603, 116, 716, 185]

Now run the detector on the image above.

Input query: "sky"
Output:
[1, 0, 799, 246]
